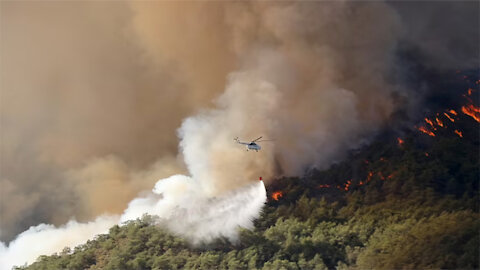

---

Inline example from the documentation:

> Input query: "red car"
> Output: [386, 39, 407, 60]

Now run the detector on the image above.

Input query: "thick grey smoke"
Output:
[0, 0, 478, 266]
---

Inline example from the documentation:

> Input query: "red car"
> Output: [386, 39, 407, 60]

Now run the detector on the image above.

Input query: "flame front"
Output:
[418, 126, 436, 137]
[462, 104, 480, 123]
[454, 130, 463, 137]
[425, 118, 435, 129]
[443, 112, 455, 122]
[272, 191, 283, 201]
[435, 118, 444, 127]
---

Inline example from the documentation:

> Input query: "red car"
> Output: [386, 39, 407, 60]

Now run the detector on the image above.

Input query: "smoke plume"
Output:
[0, 0, 478, 268]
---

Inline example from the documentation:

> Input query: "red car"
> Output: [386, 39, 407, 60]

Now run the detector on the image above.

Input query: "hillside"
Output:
[18, 78, 479, 270]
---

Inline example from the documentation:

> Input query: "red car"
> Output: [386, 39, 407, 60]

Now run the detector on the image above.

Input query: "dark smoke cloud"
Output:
[1, 0, 478, 244]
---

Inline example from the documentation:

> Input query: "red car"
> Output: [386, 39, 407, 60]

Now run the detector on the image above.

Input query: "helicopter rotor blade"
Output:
[256, 139, 274, 142]
[252, 136, 263, 142]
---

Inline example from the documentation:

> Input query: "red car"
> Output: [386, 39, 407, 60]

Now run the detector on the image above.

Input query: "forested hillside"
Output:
[18, 78, 479, 270]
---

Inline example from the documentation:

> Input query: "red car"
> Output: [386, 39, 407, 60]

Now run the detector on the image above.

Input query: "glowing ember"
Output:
[461, 104, 480, 122]
[443, 112, 455, 122]
[318, 184, 331, 188]
[454, 130, 463, 137]
[271, 191, 283, 201]
[425, 152, 429, 157]
[344, 180, 352, 191]
[397, 138, 404, 146]
[366, 171, 373, 183]
[449, 109, 458, 116]
[467, 88, 473, 95]
[435, 118, 444, 127]
[418, 126, 436, 137]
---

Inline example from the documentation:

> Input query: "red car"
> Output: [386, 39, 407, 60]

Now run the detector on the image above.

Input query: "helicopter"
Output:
[234, 136, 272, 152]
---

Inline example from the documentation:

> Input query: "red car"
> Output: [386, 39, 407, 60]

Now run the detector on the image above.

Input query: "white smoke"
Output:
[0, 216, 118, 270]
[0, 178, 266, 269]
[122, 176, 267, 243]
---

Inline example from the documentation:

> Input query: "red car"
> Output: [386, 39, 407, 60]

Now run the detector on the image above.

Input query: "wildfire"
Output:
[467, 88, 473, 95]
[271, 191, 283, 201]
[449, 109, 458, 116]
[435, 117, 444, 127]
[397, 138, 404, 146]
[425, 118, 435, 129]
[425, 152, 429, 157]
[366, 171, 373, 183]
[461, 104, 480, 122]
[418, 126, 436, 137]
[443, 112, 455, 122]
[343, 180, 352, 191]
[454, 130, 463, 137]
[318, 184, 331, 188]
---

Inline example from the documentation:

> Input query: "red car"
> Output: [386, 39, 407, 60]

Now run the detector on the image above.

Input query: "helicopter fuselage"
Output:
[247, 143, 261, 151]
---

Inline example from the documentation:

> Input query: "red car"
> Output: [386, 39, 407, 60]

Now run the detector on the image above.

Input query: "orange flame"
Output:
[449, 109, 458, 116]
[467, 88, 473, 95]
[454, 130, 463, 137]
[425, 118, 435, 128]
[418, 126, 436, 137]
[397, 138, 404, 146]
[318, 184, 331, 188]
[435, 118, 444, 127]
[461, 104, 480, 122]
[443, 112, 455, 122]
[272, 191, 283, 201]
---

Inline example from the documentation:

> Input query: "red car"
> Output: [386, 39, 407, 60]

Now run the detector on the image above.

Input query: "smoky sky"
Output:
[1, 1, 478, 242]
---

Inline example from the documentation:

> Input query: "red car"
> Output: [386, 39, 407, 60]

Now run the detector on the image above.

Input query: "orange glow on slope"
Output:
[443, 112, 455, 122]
[449, 109, 458, 116]
[467, 88, 473, 95]
[418, 126, 436, 137]
[454, 130, 463, 137]
[397, 138, 404, 146]
[461, 104, 480, 122]
[272, 191, 283, 201]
